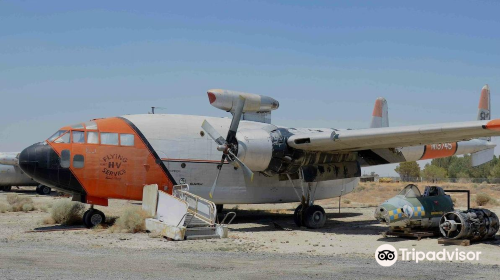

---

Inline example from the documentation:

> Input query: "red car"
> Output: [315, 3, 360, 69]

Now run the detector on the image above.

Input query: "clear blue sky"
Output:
[1, 1, 500, 176]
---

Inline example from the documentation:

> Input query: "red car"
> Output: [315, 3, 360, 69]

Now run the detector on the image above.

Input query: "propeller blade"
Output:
[226, 95, 246, 144]
[228, 150, 254, 182]
[202, 120, 226, 145]
[209, 164, 223, 199]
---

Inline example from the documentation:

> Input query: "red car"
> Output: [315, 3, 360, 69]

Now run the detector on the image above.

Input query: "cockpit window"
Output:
[398, 184, 422, 198]
[120, 134, 135, 146]
[71, 123, 85, 129]
[53, 131, 70, 143]
[87, 131, 99, 144]
[48, 130, 68, 142]
[72, 131, 85, 144]
[101, 133, 119, 145]
[84, 121, 98, 130]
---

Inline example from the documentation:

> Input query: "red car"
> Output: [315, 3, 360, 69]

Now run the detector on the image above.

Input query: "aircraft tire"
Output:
[216, 204, 223, 214]
[0, 186, 4, 191]
[303, 205, 326, 229]
[40, 185, 51, 195]
[293, 205, 304, 227]
[83, 209, 105, 228]
[3, 186, 12, 192]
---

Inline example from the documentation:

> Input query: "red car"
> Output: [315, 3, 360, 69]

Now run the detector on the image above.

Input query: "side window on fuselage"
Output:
[120, 134, 135, 146]
[101, 133, 119, 145]
[61, 150, 70, 168]
[73, 154, 84, 168]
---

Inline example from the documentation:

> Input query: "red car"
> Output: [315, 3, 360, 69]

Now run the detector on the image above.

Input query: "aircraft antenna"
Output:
[150, 107, 167, 114]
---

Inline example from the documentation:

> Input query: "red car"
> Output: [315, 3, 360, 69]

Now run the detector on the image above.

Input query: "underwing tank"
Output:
[439, 209, 499, 240]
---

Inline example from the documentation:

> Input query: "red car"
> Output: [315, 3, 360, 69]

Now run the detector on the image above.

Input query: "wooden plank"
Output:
[384, 230, 436, 241]
[437, 238, 470, 246]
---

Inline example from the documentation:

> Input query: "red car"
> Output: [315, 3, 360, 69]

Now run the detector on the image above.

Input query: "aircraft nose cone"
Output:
[19, 143, 40, 177]
[374, 206, 389, 224]
[19, 142, 87, 196]
[19, 142, 55, 182]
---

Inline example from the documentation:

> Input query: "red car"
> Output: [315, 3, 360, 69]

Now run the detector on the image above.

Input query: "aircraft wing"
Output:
[287, 120, 500, 152]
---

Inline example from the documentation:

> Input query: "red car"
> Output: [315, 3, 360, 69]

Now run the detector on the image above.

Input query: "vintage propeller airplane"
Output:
[18, 85, 497, 228]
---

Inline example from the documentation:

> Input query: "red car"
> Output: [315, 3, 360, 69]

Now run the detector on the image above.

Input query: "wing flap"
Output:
[288, 120, 500, 152]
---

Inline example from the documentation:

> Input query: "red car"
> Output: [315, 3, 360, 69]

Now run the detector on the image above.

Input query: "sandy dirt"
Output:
[0, 186, 499, 279]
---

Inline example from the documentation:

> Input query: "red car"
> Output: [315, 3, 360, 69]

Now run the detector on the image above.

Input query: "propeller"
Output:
[201, 95, 254, 199]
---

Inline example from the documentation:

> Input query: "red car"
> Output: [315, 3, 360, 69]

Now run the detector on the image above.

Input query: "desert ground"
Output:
[0, 182, 499, 279]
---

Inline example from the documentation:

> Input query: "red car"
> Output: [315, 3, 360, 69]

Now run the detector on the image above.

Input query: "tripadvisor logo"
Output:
[375, 244, 397, 267]
[375, 244, 482, 267]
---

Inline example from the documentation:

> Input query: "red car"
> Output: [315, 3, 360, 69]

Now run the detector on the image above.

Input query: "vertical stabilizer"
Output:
[370, 97, 389, 128]
[477, 84, 490, 121]
[472, 84, 494, 165]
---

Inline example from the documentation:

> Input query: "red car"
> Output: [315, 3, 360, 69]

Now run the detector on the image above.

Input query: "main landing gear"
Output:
[1, 186, 12, 192]
[287, 174, 327, 229]
[294, 204, 326, 229]
[83, 206, 106, 228]
[36, 185, 51, 195]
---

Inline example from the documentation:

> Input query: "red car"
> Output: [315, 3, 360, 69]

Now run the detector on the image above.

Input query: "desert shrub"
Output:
[0, 203, 12, 213]
[50, 200, 85, 225]
[6, 194, 35, 212]
[344, 199, 351, 204]
[354, 185, 366, 193]
[43, 216, 56, 225]
[451, 197, 457, 204]
[475, 193, 492, 206]
[22, 204, 35, 212]
[110, 207, 150, 233]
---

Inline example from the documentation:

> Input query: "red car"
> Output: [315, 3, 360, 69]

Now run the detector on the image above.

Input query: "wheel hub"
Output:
[90, 213, 102, 225]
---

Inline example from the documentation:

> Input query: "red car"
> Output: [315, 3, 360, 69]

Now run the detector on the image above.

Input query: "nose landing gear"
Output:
[83, 207, 106, 228]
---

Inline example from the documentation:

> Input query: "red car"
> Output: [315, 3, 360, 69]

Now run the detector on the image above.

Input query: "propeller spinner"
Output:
[201, 95, 254, 199]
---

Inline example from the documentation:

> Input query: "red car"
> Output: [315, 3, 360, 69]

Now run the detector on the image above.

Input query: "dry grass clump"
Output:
[6, 194, 35, 212]
[39, 203, 52, 213]
[475, 193, 497, 206]
[49, 200, 85, 225]
[0, 203, 12, 213]
[110, 207, 150, 233]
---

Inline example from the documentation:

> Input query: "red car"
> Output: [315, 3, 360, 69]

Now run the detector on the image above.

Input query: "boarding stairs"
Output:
[143, 184, 236, 240]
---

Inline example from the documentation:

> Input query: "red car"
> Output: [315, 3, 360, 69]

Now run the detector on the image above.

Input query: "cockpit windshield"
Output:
[48, 130, 68, 142]
[398, 184, 422, 198]
[53, 131, 70, 143]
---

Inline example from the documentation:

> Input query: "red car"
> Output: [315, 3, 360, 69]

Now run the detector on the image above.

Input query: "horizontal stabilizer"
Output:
[471, 147, 495, 167]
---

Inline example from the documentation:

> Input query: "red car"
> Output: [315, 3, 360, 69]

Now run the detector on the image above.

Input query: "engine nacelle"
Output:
[207, 89, 279, 113]
[235, 128, 361, 182]
[236, 129, 273, 171]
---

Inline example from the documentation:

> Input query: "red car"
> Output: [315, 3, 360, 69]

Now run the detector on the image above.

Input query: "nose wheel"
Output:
[294, 204, 326, 229]
[83, 208, 105, 228]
